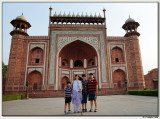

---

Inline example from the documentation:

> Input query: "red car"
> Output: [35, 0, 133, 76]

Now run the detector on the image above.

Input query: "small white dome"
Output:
[58, 12, 62, 17]
[54, 12, 57, 17]
[67, 12, 71, 17]
[72, 12, 75, 17]
[94, 13, 97, 18]
[98, 13, 102, 18]
[125, 17, 135, 23]
[81, 12, 84, 17]
[76, 12, 80, 17]
[85, 13, 88, 17]
[63, 12, 66, 17]
[90, 13, 93, 17]
[16, 14, 28, 22]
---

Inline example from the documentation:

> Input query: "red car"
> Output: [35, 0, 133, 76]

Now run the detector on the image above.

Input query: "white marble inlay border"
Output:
[62, 70, 69, 74]
[112, 66, 126, 72]
[88, 70, 95, 73]
[73, 71, 84, 74]
[50, 31, 107, 89]
[111, 44, 123, 50]
[28, 68, 43, 74]
[30, 44, 44, 50]
[57, 37, 98, 53]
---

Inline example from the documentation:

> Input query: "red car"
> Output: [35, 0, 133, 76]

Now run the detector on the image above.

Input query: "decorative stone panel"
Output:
[28, 68, 43, 74]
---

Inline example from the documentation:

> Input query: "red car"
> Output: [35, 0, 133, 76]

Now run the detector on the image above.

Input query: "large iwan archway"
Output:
[58, 40, 99, 90]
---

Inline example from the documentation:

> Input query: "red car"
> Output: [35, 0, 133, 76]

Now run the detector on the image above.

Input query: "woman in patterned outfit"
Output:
[72, 74, 82, 113]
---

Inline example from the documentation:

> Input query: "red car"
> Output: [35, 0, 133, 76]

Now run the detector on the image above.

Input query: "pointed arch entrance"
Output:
[27, 70, 42, 90]
[61, 76, 69, 89]
[58, 40, 99, 90]
[113, 69, 126, 88]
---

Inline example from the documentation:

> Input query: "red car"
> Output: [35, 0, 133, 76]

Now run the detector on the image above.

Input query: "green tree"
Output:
[2, 61, 8, 78]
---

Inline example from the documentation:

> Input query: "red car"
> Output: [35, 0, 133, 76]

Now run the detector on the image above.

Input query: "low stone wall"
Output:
[4, 88, 127, 98]
[29, 88, 127, 98]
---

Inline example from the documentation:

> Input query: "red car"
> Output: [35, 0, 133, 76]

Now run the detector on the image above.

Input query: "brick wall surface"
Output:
[144, 68, 158, 90]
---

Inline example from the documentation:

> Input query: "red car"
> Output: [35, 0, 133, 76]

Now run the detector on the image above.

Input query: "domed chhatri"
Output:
[10, 13, 31, 36]
[15, 13, 28, 22]
[122, 16, 140, 37]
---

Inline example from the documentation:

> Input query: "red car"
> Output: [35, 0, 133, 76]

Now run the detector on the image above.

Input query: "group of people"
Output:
[64, 73, 98, 114]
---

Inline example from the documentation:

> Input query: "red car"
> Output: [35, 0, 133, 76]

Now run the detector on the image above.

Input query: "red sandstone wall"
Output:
[125, 36, 145, 89]
[5, 35, 27, 92]
[144, 68, 158, 90]
[107, 35, 145, 90]
[5, 35, 49, 94]
[5, 22, 146, 96]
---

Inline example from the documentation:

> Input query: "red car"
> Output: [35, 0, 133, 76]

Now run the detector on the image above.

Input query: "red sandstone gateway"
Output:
[4, 7, 145, 97]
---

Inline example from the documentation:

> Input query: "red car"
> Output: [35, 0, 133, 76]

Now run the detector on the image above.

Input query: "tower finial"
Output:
[103, 8, 106, 18]
[22, 12, 23, 16]
[49, 6, 53, 17]
[129, 15, 130, 18]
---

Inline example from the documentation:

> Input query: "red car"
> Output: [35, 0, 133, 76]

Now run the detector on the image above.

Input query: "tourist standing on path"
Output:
[64, 81, 72, 114]
[88, 73, 98, 112]
[81, 74, 88, 112]
[72, 74, 82, 113]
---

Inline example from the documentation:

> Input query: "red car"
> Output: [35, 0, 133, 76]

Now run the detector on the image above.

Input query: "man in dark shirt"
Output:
[81, 74, 88, 112]
[88, 73, 98, 112]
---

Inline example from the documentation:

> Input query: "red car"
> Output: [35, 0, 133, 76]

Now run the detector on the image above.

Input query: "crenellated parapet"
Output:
[49, 7, 106, 25]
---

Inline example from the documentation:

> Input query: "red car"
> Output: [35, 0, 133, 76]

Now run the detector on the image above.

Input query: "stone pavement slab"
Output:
[2, 95, 158, 116]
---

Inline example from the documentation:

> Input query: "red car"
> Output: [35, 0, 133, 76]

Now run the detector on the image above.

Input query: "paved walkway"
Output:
[2, 95, 158, 116]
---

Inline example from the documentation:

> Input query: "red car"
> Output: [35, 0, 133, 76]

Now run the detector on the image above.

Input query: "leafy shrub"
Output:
[128, 90, 158, 96]
[2, 94, 26, 101]
[21, 94, 25, 99]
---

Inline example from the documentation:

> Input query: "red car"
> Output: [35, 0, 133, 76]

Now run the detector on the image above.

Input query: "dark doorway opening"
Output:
[115, 58, 119, 62]
[74, 60, 83, 67]
[35, 59, 40, 63]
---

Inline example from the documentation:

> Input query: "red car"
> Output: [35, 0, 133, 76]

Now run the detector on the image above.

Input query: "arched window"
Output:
[61, 59, 69, 66]
[21, 24, 25, 31]
[88, 58, 95, 66]
[128, 26, 131, 32]
[16, 24, 20, 30]
[115, 58, 119, 62]
[62, 62, 65, 66]
[132, 26, 135, 31]
[74, 60, 83, 67]
[61, 76, 69, 90]
[29, 47, 43, 65]
[111, 47, 124, 63]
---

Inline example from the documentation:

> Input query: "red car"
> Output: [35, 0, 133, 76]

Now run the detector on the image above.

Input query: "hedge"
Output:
[2, 94, 26, 101]
[128, 90, 158, 96]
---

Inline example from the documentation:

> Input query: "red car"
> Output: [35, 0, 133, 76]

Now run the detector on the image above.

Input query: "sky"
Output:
[2, 2, 158, 75]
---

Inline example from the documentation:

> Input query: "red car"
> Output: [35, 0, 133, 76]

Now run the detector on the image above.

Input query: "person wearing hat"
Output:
[81, 74, 88, 112]
[88, 73, 98, 112]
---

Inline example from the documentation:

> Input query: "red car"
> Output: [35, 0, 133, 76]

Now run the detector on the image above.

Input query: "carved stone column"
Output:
[84, 59, 87, 68]
[70, 59, 73, 68]
[95, 56, 97, 66]
[59, 57, 61, 66]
